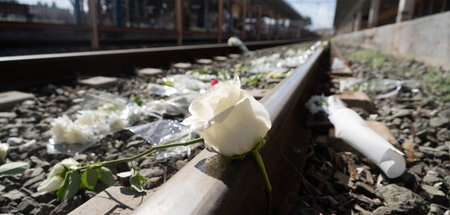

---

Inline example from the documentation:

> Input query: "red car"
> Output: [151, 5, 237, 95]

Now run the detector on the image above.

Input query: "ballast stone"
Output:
[336, 91, 375, 113]
[214, 56, 228, 61]
[196, 58, 213, 65]
[78, 76, 118, 88]
[173, 62, 192, 69]
[0, 91, 34, 111]
[137, 68, 163, 77]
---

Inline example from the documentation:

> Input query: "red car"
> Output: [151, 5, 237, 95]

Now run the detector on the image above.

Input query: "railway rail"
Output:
[0, 39, 311, 91]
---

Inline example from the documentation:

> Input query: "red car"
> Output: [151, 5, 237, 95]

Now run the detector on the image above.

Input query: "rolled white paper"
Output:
[327, 96, 406, 178]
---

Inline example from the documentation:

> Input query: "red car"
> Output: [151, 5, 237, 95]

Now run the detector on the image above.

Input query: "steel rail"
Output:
[0, 39, 310, 91]
[129, 45, 330, 215]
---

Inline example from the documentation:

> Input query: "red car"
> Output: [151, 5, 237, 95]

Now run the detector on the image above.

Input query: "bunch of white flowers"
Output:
[50, 108, 129, 145]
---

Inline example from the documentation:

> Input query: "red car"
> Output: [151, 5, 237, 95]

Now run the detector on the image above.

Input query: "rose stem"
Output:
[251, 150, 272, 194]
[76, 138, 204, 171]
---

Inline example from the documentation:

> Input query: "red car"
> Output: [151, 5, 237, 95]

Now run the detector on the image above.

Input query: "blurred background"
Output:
[0, 0, 448, 57]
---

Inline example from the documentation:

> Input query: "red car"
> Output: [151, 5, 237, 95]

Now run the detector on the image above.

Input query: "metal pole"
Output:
[175, 0, 184, 45]
[276, 13, 280, 39]
[218, 0, 223, 43]
[115, 0, 123, 27]
[89, 0, 99, 48]
[268, 10, 273, 40]
[75, 0, 82, 25]
[97, 0, 103, 27]
[257, 5, 261, 40]
[242, 0, 247, 39]
[368, 0, 380, 28]
[204, 0, 209, 32]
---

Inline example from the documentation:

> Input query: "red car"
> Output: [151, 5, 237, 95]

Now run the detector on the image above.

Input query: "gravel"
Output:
[292, 44, 449, 214]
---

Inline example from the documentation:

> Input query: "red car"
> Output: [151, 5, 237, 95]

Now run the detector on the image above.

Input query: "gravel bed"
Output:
[292, 44, 449, 214]
[0, 42, 315, 214]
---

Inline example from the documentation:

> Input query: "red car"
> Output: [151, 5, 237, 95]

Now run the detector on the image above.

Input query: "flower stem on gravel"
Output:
[251, 150, 272, 194]
[75, 138, 204, 171]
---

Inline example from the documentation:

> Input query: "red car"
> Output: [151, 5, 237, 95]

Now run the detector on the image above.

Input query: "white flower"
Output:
[50, 116, 94, 145]
[182, 76, 271, 156]
[37, 158, 79, 194]
[305, 95, 328, 114]
[0, 143, 9, 163]
[108, 111, 128, 131]
[75, 110, 106, 126]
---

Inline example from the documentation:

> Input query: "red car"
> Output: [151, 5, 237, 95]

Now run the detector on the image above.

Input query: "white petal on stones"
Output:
[37, 176, 64, 193]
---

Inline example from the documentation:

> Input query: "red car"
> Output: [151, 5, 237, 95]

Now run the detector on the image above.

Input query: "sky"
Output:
[286, 0, 337, 30]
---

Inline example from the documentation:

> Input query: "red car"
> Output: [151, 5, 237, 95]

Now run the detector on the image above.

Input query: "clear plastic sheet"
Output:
[142, 93, 199, 116]
[82, 91, 127, 110]
[163, 75, 210, 91]
[339, 79, 421, 99]
[127, 120, 194, 159]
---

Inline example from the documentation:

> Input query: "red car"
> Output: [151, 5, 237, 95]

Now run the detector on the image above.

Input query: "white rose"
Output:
[182, 76, 271, 156]
[0, 143, 9, 163]
[37, 158, 79, 193]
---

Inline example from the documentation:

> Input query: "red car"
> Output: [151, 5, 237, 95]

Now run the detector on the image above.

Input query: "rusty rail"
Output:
[129, 45, 330, 215]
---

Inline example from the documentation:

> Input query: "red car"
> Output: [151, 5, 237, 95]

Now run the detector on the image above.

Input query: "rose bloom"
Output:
[182, 76, 271, 157]
[37, 158, 79, 194]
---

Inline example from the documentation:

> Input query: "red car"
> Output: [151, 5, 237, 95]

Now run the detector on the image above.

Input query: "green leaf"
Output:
[197, 69, 207, 74]
[81, 169, 98, 190]
[130, 175, 145, 193]
[129, 169, 147, 193]
[98, 167, 115, 186]
[134, 97, 143, 106]
[0, 162, 30, 177]
[57, 172, 70, 201]
[116, 171, 132, 178]
[163, 81, 174, 87]
[57, 171, 81, 202]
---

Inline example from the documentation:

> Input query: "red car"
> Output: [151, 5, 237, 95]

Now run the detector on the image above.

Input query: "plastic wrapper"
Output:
[142, 93, 199, 116]
[332, 58, 350, 71]
[327, 96, 406, 178]
[163, 75, 210, 91]
[127, 120, 194, 159]
[147, 83, 183, 97]
[339, 79, 421, 99]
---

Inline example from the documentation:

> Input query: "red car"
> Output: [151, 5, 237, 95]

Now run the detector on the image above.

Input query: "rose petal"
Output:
[201, 95, 271, 156]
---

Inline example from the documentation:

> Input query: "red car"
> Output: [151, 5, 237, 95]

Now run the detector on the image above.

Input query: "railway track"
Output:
[0, 39, 311, 91]
[0, 40, 331, 214]
[65, 43, 330, 215]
